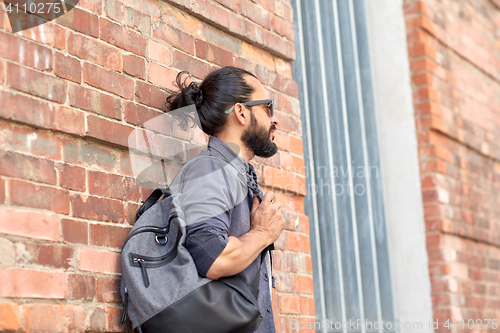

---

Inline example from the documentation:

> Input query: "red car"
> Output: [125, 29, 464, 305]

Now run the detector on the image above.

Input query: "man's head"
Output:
[166, 66, 279, 159]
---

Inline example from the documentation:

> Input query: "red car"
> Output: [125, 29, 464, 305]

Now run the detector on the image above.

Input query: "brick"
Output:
[214, 0, 241, 12]
[123, 54, 146, 79]
[83, 63, 135, 99]
[229, 12, 263, 45]
[281, 152, 305, 174]
[279, 294, 300, 314]
[0, 303, 20, 331]
[289, 136, 303, 155]
[272, 14, 294, 41]
[55, 106, 86, 136]
[68, 32, 122, 72]
[276, 1, 293, 22]
[79, 248, 121, 275]
[54, 52, 81, 82]
[78, 0, 103, 14]
[100, 17, 147, 56]
[135, 81, 169, 111]
[96, 278, 121, 303]
[104, 0, 125, 22]
[68, 274, 96, 300]
[63, 140, 118, 171]
[299, 296, 315, 316]
[56, 7, 99, 37]
[203, 24, 242, 55]
[0, 90, 55, 129]
[187, 0, 229, 28]
[90, 307, 107, 331]
[22, 304, 86, 332]
[0, 59, 4, 85]
[148, 39, 171, 67]
[257, 0, 275, 16]
[0, 2, 4, 29]
[7, 63, 67, 103]
[241, 0, 271, 29]
[130, 128, 184, 160]
[58, 163, 86, 191]
[295, 275, 314, 294]
[105, 306, 125, 332]
[0, 178, 4, 204]
[195, 39, 234, 67]
[19, 242, 75, 269]
[264, 31, 295, 61]
[87, 115, 133, 148]
[411, 72, 434, 86]
[124, 102, 171, 135]
[69, 84, 123, 119]
[153, 21, 195, 55]
[262, 166, 295, 192]
[0, 123, 61, 160]
[88, 170, 140, 201]
[147, 62, 179, 91]
[0, 269, 66, 298]
[71, 194, 125, 223]
[171, 50, 213, 80]
[127, 7, 152, 35]
[61, 218, 88, 245]
[90, 223, 130, 248]
[125, 202, 140, 225]
[10, 179, 70, 214]
[273, 251, 300, 272]
[53, 25, 67, 49]
[305, 255, 313, 274]
[286, 232, 311, 253]
[0, 207, 59, 241]
[276, 111, 301, 135]
[240, 41, 275, 72]
[269, 72, 298, 97]
[0, 150, 57, 184]
[0, 31, 52, 71]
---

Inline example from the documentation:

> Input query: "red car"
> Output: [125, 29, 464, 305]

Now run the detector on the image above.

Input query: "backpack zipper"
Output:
[129, 248, 177, 288]
[120, 287, 129, 324]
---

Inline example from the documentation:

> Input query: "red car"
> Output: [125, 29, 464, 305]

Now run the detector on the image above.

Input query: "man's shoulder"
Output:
[170, 150, 244, 191]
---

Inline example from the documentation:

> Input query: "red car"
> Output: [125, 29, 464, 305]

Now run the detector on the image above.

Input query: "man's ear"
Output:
[233, 103, 248, 126]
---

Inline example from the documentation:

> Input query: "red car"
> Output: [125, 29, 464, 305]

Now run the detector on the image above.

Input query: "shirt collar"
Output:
[207, 136, 248, 174]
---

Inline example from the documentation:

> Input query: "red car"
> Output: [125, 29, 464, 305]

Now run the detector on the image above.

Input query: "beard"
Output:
[241, 112, 278, 158]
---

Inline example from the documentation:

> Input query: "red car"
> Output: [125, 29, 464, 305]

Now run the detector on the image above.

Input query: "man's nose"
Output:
[271, 114, 279, 126]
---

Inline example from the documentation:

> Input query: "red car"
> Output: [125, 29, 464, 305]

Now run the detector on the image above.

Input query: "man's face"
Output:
[241, 111, 278, 158]
[240, 76, 279, 158]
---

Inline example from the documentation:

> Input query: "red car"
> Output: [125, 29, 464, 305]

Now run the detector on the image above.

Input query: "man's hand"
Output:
[205, 191, 285, 280]
[250, 191, 286, 245]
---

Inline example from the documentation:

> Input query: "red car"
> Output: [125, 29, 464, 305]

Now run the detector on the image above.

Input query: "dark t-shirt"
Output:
[170, 136, 276, 333]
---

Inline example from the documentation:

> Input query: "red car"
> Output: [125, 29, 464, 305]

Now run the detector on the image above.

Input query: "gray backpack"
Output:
[119, 187, 264, 333]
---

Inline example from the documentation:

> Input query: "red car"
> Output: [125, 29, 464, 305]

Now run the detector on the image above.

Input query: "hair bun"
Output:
[194, 89, 203, 107]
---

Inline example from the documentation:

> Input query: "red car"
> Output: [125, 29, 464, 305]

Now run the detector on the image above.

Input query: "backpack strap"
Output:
[136, 188, 171, 220]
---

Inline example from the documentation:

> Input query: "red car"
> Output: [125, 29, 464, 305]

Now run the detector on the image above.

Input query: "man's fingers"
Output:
[263, 191, 275, 204]
[251, 195, 260, 212]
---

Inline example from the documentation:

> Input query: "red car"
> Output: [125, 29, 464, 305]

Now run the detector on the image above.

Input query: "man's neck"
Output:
[214, 134, 254, 163]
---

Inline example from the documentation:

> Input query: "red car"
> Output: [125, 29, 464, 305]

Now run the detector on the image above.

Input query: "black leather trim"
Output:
[140, 278, 263, 333]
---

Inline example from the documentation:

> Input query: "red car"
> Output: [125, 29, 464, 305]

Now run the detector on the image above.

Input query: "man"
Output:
[168, 66, 285, 333]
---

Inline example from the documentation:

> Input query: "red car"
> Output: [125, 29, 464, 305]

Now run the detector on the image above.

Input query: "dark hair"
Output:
[165, 66, 257, 136]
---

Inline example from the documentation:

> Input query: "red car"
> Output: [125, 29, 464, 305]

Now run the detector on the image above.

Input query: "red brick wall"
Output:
[404, 0, 500, 331]
[0, 0, 314, 331]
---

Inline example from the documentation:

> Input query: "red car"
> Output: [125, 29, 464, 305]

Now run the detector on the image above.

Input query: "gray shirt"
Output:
[170, 136, 276, 333]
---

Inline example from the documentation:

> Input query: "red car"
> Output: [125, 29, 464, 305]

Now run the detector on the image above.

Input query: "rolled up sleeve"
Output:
[174, 158, 238, 277]
[185, 212, 230, 277]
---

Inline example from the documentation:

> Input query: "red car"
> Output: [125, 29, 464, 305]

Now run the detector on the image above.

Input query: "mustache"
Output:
[269, 125, 276, 132]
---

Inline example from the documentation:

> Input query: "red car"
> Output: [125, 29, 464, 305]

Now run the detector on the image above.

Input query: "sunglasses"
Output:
[224, 99, 275, 118]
